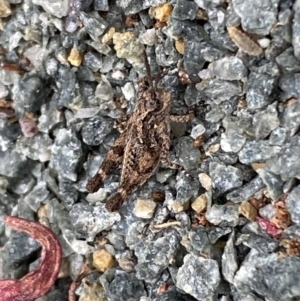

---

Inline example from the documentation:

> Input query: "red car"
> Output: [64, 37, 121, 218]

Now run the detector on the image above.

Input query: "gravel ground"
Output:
[1, 0, 300, 301]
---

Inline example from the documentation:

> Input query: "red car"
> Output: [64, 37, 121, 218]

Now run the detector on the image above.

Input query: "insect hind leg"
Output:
[86, 132, 126, 193]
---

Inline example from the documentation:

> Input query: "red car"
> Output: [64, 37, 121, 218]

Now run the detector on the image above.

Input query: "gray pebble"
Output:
[286, 185, 300, 225]
[176, 254, 220, 300]
[234, 251, 300, 300]
[232, 0, 279, 35]
[210, 57, 247, 81]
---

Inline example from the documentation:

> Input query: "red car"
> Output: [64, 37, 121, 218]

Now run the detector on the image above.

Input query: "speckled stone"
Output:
[176, 254, 220, 300]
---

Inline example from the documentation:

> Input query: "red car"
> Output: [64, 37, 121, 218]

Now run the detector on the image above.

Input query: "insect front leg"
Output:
[170, 108, 195, 123]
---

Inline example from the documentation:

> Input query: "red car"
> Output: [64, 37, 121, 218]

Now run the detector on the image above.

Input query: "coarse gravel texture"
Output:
[1, 0, 300, 301]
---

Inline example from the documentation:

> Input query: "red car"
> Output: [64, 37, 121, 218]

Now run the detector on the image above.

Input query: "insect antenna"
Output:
[143, 50, 155, 95]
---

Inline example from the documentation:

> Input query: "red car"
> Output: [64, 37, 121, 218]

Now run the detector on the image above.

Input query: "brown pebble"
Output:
[0, 0, 11, 18]
[149, 3, 173, 22]
[102, 27, 115, 44]
[68, 47, 83, 67]
[239, 201, 258, 221]
[191, 194, 207, 213]
[175, 38, 185, 54]
[151, 191, 165, 202]
[93, 249, 117, 272]
[227, 26, 263, 56]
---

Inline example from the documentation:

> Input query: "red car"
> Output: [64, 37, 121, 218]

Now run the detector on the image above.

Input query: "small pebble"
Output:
[68, 48, 83, 67]
[227, 26, 263, 56]
[149, 3, 173, 22]
[19, 116, 38, 137]
[113, 31, 144, 66]
[102, 27, 115, 44]
[93, 249, 117, 272]
[139, 28, 157, 46]
[133, 199, 157, 219]
[0, 0, 11, 17]
[198, 173, 212, 191]
[191, 124, 206, 139]
[239, 201, 258, 221]
[191, 194, 207, 213]
[257, 37, 271, 48]
[175, 38, 185, 54]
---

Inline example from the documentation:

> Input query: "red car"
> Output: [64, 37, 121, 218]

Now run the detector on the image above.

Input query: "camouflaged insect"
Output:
[86, 52, 193, 212]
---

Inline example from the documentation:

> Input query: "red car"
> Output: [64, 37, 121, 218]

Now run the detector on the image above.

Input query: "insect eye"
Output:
[146, 99, 158, 110]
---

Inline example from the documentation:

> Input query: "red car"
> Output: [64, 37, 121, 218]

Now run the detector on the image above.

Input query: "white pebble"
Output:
[121, 82, 135, 101]
[133, 199, 157, 219]
[191, 124, 206, 139]
[257, 38, 271, 49]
